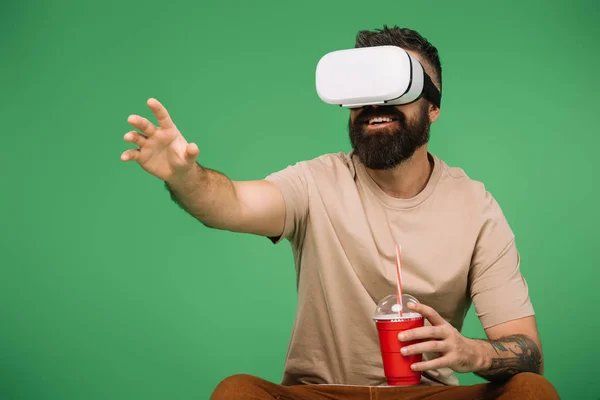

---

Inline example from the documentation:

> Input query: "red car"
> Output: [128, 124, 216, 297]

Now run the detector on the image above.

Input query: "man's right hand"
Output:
[121, 98, 199, 183]
[120, 98, 287, 239]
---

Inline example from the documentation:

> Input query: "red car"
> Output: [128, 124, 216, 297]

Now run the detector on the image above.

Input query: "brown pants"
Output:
[210, 373, 560, 400]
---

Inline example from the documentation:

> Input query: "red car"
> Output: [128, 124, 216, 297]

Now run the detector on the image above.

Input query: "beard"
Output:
[348, 102, 431, 170]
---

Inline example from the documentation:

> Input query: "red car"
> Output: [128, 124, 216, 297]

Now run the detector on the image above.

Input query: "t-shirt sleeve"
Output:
[469, 191, 535, 329]
[263, 162, 309, 245]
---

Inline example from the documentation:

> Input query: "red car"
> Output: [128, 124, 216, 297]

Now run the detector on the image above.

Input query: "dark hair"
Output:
[355, 25, 442, 92]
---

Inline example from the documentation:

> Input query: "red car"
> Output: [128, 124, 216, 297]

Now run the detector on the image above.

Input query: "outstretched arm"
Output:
[121, 98, 286, 237]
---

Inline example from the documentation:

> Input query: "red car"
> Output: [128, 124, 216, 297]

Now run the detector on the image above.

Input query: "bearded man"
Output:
[121, 25, 559, 400]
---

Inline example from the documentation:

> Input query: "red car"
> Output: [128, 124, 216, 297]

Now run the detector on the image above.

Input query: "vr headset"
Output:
[315, 45, 441, 109]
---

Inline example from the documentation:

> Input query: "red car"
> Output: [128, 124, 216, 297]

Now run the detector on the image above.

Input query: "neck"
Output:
[364, 147, 433, 199]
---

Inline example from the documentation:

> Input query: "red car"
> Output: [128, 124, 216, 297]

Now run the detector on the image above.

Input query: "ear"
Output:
[429, 104, 440, 123]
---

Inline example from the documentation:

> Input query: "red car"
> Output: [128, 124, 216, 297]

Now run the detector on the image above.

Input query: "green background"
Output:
[1, 0, 598, 399]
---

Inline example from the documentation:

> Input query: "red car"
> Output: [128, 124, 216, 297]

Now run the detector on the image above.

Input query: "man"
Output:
[121, 26, 560, 399]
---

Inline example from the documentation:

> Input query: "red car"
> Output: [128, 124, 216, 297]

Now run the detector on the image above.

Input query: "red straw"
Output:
[395, 244, 403, 317]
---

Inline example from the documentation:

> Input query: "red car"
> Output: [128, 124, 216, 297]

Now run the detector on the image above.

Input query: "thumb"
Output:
[185, 142, 200, 162]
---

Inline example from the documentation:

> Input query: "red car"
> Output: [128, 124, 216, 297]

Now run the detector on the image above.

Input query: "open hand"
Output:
[399, 302, 486, 373]
[121, 98, 200, 182]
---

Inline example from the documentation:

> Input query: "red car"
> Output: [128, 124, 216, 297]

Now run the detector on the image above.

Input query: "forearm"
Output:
[472, 334, 544, 383]
[164, 163, 242, 230]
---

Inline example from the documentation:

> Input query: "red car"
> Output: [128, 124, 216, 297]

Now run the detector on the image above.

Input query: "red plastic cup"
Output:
[373, 294, 424, 386]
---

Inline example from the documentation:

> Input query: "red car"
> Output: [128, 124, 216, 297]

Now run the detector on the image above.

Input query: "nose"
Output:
[357, 105, 378, 115]
[360, 105, 379, 110]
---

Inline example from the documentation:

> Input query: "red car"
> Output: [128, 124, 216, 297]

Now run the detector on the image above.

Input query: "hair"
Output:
[355, 25, 442, 93]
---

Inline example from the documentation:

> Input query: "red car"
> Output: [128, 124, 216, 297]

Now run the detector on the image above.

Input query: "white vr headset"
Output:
[315, 45, 441, 109]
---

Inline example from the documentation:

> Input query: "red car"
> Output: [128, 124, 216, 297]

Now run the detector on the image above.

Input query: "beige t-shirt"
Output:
[264, 151, 534, 387]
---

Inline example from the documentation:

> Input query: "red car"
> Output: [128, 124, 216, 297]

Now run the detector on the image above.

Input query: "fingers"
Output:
[124, 130, 147, 147]
[121, 149, 139, 162]
[128, 115, 157, 137]
[410, 355, 451, 372]
[185, 142, 199, 162]
[147, 98, 175, 129]
[407, 302, 447, 326]
[402, 339, 449, 356]
[399, 326, 446, 342]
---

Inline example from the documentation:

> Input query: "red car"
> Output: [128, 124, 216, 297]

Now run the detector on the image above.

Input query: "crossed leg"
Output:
[210, 373, 560, 400]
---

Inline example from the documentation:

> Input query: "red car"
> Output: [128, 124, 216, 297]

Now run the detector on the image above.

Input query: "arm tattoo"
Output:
[476, 334, 543, 383]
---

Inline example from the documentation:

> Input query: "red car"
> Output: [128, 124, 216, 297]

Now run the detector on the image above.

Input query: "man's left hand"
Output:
[399, 302, 489, 373]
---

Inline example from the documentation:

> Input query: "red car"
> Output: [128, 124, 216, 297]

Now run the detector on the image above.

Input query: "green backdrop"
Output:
[1, 0, 598, 399]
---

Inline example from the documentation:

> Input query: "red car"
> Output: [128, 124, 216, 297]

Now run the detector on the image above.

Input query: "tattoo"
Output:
[476, 334, 543, 383]
[489, 341, 507, 352]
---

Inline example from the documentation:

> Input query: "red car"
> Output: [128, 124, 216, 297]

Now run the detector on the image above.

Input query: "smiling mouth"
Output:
[362, 116, 400, 127]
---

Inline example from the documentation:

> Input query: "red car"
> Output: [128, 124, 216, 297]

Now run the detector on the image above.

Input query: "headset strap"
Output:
[422, 72, 441, 109]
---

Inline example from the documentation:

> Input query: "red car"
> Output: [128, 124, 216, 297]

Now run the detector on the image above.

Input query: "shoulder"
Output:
[434, 155, 504, 217]
[300, 151, 354, 167]
[265, 152, 357, 190]
[294, 151, 357, 178]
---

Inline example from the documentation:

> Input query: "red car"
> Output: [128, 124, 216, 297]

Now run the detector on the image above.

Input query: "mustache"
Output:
[356, 106, 406, 124]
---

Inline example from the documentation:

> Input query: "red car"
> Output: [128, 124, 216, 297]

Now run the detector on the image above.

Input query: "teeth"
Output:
[369, 117, 393, 124]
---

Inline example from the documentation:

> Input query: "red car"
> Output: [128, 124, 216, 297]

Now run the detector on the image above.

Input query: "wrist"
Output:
[470, 339, 492, 372]
[166, 163, 203, 188]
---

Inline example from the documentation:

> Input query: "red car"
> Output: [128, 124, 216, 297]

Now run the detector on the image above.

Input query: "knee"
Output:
[505, 373, 560, 399]
[210, 374, 268, 400]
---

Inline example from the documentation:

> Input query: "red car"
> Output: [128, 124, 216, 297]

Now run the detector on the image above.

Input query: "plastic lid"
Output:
[373, 294, 422, 320]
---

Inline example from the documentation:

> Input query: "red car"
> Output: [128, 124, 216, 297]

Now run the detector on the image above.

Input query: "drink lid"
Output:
[373, 293, 422, 320]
